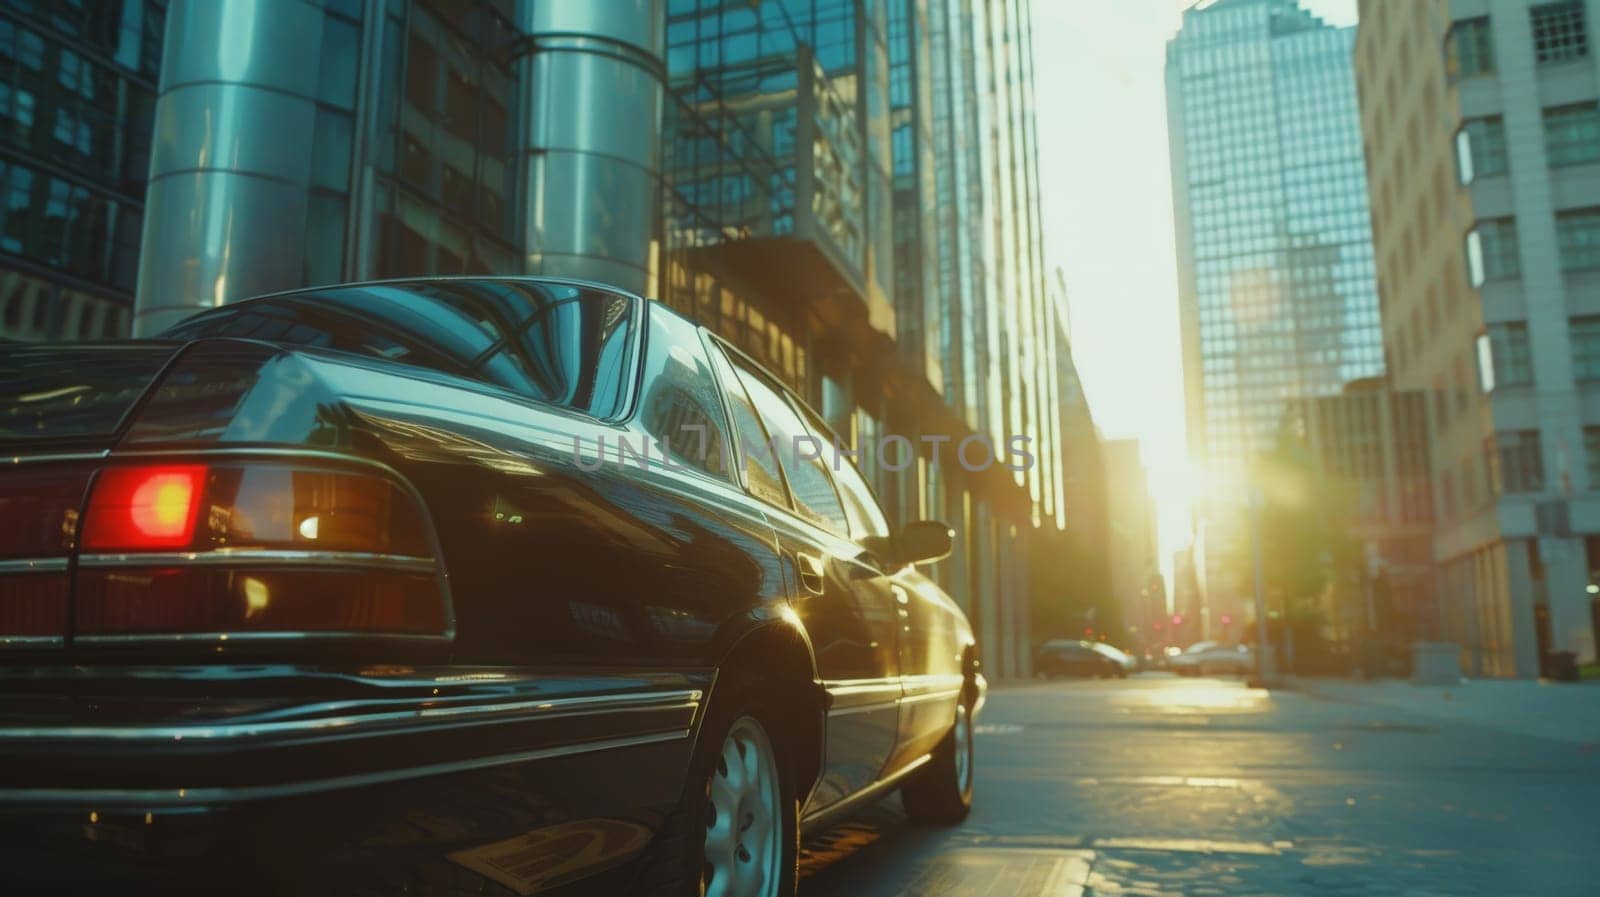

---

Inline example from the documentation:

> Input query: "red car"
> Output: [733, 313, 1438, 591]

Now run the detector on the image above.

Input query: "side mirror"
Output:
[896, 520, 954, 567]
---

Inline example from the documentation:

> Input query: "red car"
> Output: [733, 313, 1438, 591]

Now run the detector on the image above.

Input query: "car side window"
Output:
[792, 401, 890, 541]
[705, 342, 790, 505]
[636, 304, 731, 480]
[724, 353, 850, 535]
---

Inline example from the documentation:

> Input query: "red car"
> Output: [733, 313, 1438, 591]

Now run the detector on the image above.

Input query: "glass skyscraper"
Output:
[1167, 0, 1382, 475]
[1166, 0, 1383, 632]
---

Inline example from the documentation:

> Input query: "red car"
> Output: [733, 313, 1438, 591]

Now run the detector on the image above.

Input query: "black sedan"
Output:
[0, 277, 985, 896]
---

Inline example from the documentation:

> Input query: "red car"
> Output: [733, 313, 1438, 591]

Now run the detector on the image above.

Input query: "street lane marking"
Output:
[974, 723, 1024, 735]
[1070, 775, 1245, 788]
[1089, 837, 1292, 855]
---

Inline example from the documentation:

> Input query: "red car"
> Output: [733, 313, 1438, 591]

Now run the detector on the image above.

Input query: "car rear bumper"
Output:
[0, 665, 706, 893]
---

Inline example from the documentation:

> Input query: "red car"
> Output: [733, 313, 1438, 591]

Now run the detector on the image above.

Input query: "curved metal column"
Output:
[133, 0, 333, 336]
[517, 0, 664, 294]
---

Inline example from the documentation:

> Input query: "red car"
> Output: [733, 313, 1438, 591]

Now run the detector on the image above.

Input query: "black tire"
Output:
[632, 677, 799, 897]
[901, 699, 974, 825]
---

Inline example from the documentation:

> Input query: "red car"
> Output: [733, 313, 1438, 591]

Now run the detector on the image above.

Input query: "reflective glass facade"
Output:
[1167, 0, 1382, 474]
[0, 0, 163, 340]
[371, 0, 518, 279]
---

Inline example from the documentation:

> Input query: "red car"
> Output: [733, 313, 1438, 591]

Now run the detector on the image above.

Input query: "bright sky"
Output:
[1031, 0, 1358, 593]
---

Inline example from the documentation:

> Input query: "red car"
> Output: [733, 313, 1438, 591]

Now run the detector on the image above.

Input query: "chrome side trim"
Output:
[73, 631, 453, 645]
[900, 673, 966, 695]
[0, 635, 63, 648]
[0, 558, 69, 574]
[823, 678, 902, 715]
[823, 678, 901, 698]
[76, 550, 438, 573]
[899, 688, 962, 706]
[800, 753, 932, 834]
[2, 450, 109, 466]
[0, 729, 689, 807]
[829, 699, 899, 717]
[0, 688, 702, 743]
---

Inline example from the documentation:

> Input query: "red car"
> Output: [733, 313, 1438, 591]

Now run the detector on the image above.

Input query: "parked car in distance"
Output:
[0, 277, 986, 896]
[1169, 641, 1254, 677]
[1036, 639, 1133, 679]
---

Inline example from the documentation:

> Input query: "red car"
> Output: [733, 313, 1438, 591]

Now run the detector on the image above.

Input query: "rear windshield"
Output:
[160, 280, 638, 419]
[0, 344, 178, 442]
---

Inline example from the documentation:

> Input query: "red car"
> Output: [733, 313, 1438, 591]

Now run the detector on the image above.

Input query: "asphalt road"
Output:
[797, 674, 1600, 896]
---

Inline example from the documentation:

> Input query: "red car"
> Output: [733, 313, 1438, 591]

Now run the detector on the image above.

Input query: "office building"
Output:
[1030, 296, 1115, 645]
[0, 0, 1068, 677]
[1104, 439, 1161, 645]
[1355, 0, 1600, 675]
[0, 0, 163, 340]
[1283, 379, 1436, 652]
[1166, 0, 1384, 631]
[1170, 546, 1203, 649]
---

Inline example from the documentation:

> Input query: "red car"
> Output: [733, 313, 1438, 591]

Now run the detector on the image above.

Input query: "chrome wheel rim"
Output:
[704, 716, 782, 897]
[954, 705, 972, 796]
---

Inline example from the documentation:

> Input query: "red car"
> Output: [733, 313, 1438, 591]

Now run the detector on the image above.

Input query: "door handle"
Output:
[795, 551, 826, 595]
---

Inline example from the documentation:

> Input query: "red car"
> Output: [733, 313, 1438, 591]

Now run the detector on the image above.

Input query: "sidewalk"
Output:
[1291, 676, 1600, 745]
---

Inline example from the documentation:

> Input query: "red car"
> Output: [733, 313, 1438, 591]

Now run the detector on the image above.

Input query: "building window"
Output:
[1572, 316, 1600, 379]
[1531, 1, 1589, 64]
[1466, 218, 1520, 285]
[1445, 17, 1495, 80]
[1544, 103, 1600, 167]
[1478, 323, 1532, 390]
[1488, 430, 1544, 494]
[1438, 470, 1457, 519]
[1456, 117, 1509, 183]
[1557, 208, 1600, 271]
[1585, 427, 1600, 489]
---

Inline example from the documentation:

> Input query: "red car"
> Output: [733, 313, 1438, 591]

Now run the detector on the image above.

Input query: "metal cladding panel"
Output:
[522, 0, 665, 58]
[158, 0, 326, 98]
[519, 0, 664, 298]
[136, 172, 311, 327]
[522, 151, 655, 290]
[134, 0, 334, 336]
[151, 85, 318, 184]
[525, 51, 662, 171]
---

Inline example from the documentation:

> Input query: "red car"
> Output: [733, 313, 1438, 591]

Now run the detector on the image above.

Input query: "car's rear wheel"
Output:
[704, 716, 788, 897]
[633, 678, 797, 897]
[901, 699, 974, 825]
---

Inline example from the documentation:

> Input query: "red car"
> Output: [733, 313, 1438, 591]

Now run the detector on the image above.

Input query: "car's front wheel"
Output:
[901, 700, 974, 825]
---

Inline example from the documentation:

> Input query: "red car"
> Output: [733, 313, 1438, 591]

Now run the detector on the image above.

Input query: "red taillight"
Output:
[0, 465, 90, 641]
[82, 465, 205, 550]
[68, 460, 449, 641]
[0, 573, 67, 639]
[0, 466, 90, 558]
[75, 569, 446, 636]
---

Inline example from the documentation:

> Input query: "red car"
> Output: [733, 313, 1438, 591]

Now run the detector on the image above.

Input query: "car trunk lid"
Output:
[0, 343, 180, 450]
